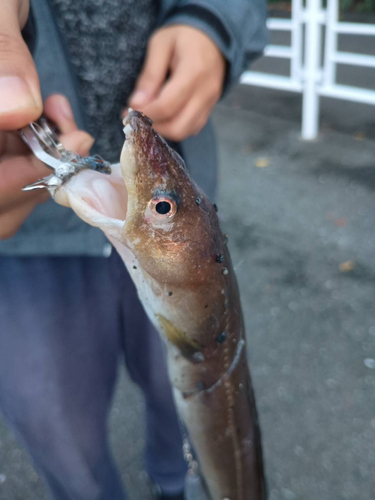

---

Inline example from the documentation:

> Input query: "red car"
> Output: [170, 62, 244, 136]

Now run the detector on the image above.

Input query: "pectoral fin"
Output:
[156, 314, 203, 362]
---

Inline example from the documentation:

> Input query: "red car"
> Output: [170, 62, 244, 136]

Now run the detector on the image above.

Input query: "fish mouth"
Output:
[54, 162, 128, 240]
[53, 110, 156, 240]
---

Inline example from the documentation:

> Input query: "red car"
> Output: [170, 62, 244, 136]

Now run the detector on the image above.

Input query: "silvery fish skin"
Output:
[54, 111, 267, 500]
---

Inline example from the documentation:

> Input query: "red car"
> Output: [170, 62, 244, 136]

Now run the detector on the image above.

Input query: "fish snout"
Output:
[123, 109, 153, 140]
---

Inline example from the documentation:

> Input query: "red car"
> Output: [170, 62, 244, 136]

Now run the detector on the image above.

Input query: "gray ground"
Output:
[1, 28, 375, 500]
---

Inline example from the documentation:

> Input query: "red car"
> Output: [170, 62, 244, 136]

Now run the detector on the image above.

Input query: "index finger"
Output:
[0, 128, 94, 210]
[141, 62, 197, 124]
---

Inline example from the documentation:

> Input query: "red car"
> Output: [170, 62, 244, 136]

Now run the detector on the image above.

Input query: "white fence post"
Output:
[290, 0, 303, 82]
[324, 0, 338, 86]
[239, 0, 375, 139]
[301, 0, 322, 140]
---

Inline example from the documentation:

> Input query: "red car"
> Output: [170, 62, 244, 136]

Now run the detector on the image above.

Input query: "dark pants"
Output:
[0, 252, 187, 500]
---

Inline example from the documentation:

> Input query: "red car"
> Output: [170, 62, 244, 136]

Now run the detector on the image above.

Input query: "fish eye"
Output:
[155, 201, 171, 215]
[148, 195, 178, 219]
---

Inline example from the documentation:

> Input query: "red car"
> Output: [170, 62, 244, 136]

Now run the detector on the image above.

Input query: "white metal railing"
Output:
[240, 0, 375, 139]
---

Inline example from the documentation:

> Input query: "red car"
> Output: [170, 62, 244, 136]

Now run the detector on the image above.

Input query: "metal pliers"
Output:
[19, 117, 111, 196]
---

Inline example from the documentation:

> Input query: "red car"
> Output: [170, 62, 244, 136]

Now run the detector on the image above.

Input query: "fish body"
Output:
[54, 111, 267, 500]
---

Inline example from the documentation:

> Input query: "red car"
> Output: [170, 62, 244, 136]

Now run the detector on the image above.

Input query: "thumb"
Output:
[0, 0, 42, 130]
[129, 29, 174, 109]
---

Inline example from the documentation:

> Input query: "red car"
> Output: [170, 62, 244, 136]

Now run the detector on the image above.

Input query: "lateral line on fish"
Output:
[223, 344, 243, 500]
[181, 339, 245, 399]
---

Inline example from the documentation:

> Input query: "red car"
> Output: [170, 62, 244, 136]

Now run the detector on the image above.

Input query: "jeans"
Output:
[0, 251, 187, 500]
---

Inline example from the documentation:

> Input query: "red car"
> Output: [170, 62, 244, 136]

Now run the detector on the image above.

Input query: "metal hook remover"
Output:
[19, 117, 111, 196]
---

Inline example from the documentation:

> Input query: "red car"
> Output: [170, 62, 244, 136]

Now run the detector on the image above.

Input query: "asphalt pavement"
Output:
[1, 63, 375, 500]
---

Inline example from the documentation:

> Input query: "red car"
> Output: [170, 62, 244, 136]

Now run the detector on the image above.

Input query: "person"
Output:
[0, 1, 267, 499]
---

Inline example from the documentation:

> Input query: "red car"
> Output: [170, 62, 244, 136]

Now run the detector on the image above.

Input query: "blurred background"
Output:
[0, 1, 375, 499]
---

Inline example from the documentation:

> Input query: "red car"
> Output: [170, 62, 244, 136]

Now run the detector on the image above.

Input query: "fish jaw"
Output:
[53, 163, 127, 241]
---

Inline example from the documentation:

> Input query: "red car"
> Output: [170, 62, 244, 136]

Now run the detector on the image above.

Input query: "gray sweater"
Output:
[0, 0, 267, 257]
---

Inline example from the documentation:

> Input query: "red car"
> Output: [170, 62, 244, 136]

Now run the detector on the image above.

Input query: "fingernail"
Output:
[0, 77, 38, 113]
[58, 95, 74, 121]
[129, 90, 149, 107]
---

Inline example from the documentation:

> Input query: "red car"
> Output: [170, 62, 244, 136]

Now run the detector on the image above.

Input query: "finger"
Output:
[128, 30, 174, 109]
[140, 61, 197, 123]
[0, 154, 50, 210]
[0, 130, 94, 210]
[0, 130, 29, 155]
[60, 129, 95, 156]
[0, 97, 93, 157]
[153, 95, 213, 142]
[0, 198, 39, 240]
[44, 94, 78, 134]
[0, 0, 42, 129]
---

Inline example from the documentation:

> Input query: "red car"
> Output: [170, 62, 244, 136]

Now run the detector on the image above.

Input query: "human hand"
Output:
[126, 25, 226, 142]
[0, 0, 94, 240]
[0, 95, 95, 240]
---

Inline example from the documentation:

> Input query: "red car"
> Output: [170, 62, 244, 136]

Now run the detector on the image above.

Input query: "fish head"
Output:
[120, 110, 220, 285]
[55, 110, 222, 287]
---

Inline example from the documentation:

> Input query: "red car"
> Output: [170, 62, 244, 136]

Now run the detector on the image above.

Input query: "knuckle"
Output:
[191, 57, 206, 76]
[147, 100, 178, 124]
[149, 28, 167, 46]
[170, 127, 187, 143]
[157, 105, 175, 122]
[0, 33, 24, 60]
[140, 68, 156, 83]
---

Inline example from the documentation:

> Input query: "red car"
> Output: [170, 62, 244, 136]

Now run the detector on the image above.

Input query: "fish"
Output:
[53, 110, 267, 500]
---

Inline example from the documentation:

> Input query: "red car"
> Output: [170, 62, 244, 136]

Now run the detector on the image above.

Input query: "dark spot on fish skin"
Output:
[216, 254, 224, 264]
[213, 203, 218, 212]
[222, 268, 229, 275]
[217, 332, 227, 344]
[197, 382, 205, 391]
[168, 291, 173, 296]
[204, 305, 208, 309]
[196, 198, 201, 206]
[133, 265, 137, 269]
